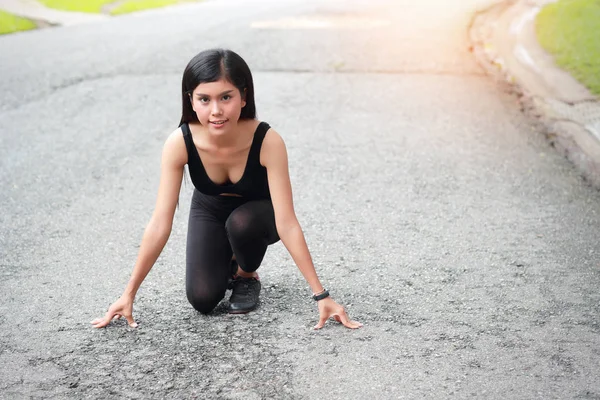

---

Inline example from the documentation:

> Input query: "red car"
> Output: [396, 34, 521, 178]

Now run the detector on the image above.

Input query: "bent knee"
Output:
[186, 290, 224, 314]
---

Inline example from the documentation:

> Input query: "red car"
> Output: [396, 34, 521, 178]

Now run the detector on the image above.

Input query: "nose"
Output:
[211, 101, 222, 116]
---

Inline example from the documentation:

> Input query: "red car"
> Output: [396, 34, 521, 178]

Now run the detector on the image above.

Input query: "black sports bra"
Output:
[181, 121, 271, 199]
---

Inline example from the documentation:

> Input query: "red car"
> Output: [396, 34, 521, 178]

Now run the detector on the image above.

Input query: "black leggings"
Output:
[186, 190, 279, 314]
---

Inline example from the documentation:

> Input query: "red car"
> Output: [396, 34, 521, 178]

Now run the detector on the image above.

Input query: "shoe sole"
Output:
[227, 304, 258, 314]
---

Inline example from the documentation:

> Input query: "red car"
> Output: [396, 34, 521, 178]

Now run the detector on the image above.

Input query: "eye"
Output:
[222, 94, 232, 101]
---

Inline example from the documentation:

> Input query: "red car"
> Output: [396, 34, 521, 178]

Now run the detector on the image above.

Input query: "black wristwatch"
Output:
[312, 289, 330, 301]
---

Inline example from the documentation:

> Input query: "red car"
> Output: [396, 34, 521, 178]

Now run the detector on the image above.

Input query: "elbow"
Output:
[276, 217, 300, 240]
[148, 215, 173, 239]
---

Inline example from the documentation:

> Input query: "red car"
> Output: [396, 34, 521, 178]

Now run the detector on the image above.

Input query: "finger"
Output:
[92, 310, 116, 329]
[345, 320, 363, 329]
[91, 317, 111, 329]
[112, 314, 121, 320]
[313, 315, 328, 330]
[125, 315, 138, 328]
[333, 310, 352, 326]
[336, 312, 363, 329]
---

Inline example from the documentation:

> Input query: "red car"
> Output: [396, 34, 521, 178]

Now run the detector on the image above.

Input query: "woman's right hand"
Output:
[91, 294, 138, 328]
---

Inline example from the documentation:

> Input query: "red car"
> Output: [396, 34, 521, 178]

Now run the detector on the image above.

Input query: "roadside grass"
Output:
[37, 0, 114, 13]
[0, 10, 37, 35]
[38, 0, 195, 15]
[536, 0, 600, 96]
[110, 0, 182, 15]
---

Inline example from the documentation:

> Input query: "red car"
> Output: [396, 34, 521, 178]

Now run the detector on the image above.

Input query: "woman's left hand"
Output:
[314, 297, 363, 330]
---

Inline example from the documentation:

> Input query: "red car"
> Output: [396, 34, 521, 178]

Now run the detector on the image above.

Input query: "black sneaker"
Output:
[228, 276, 261, 314]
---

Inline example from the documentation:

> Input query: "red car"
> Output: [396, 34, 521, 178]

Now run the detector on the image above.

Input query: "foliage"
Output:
[38, 0, 115, 13]
[110, 0, 182, 15]
[0, 10, 37, 35]
[536, 0, 600, 96]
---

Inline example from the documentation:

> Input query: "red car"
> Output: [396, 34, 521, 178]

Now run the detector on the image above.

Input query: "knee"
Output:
[186, 288, 225, 314]
[225, 211, 254, 242]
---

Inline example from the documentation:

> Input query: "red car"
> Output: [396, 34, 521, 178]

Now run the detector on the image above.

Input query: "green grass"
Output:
[38, 0, 191, 15]
[0, 10, 37, 35]
[536, 0, 600, 96]
[110, 0, 182, 15]
[38, 0, 115, 13]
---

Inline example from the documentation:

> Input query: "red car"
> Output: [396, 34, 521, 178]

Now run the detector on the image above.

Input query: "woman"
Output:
[92, 48, 361, 330]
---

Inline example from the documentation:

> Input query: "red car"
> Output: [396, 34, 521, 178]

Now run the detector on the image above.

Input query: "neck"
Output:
[205, 122, 241, 148]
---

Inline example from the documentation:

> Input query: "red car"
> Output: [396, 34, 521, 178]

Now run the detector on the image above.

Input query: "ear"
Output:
[241, 88, 247, 108]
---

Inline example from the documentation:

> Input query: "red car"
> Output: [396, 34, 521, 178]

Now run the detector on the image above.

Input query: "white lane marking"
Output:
[251, 16, 390, 29]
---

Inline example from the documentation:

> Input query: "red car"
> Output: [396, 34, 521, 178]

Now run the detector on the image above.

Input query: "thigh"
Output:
[186, 198, 233, 299]
[226, 199, 280, 245]
[225, 199, 280, 272]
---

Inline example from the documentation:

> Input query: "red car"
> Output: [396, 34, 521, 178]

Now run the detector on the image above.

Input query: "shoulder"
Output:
[260, 125, 288, 167]
[162, 126, 188, 166]
[262, 125, 286, 152]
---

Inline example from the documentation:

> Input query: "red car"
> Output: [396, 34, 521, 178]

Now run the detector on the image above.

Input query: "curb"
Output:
[469, 0, 600, 189]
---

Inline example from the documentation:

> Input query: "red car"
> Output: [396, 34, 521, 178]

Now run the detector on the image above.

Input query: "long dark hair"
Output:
[179, 48, 256, 126]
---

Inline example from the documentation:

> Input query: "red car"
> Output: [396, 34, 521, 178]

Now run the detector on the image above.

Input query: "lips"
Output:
[209, 120, 228, 126]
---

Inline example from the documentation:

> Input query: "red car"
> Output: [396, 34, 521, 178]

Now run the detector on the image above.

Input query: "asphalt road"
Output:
[1, 0, 599, 398]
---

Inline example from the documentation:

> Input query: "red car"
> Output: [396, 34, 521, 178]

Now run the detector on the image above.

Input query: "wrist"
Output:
[312, 289, 330, 301]
[310, 281, 324, 294]
[123, 286, 137, 299]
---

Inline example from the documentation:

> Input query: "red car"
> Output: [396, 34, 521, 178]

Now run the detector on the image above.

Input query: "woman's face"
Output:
[190, 79, 246, 133]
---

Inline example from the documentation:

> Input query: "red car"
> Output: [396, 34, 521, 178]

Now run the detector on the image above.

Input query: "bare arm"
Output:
[262, 130, 324, 294]
[261, 129, 362, 329]
[122, 130, 187, 298]
[262, 129, 361, 330]
[92, 129, 186, 328]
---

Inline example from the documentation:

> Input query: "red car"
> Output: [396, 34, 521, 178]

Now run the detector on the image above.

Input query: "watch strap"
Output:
[312, 289, 330, 301]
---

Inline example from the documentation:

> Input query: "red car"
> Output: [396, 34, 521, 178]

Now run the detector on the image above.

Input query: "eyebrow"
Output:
[195, 90, 234, 97]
